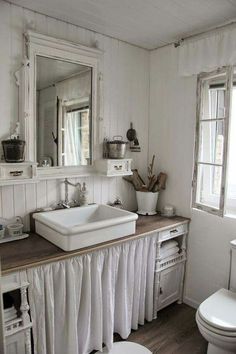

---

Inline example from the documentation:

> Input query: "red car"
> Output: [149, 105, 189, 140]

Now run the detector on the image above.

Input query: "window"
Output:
[192, 66, 236, 216]
[58, 98, 91, 166]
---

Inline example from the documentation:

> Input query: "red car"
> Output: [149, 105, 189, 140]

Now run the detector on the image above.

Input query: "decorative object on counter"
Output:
[126, 122, 141, 152]
[7, 216, 24, 237]
[39, 156, 53, 167]
[79, 182, 88, 206]
[123, 155, 168, 215]
[109, 197, 124, 209]
[7, 223, 24, 237]
[0, 216, 29, 244]
[107, 136, 128, 159]
[2, 138, 25, 163]
[162, 204, 176, 217]
[0, 224, 5, 239]
[136, 191, 159, 215]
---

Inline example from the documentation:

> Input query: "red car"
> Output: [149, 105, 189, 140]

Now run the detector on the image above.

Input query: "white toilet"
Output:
[96, 341, 152, 354]
[196, 240, 236, 354]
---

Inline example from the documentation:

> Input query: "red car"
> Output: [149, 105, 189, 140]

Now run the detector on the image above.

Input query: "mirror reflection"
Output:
[36, 56, 92, 167]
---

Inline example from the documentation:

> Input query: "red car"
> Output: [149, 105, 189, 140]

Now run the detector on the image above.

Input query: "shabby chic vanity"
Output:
[0, 214, 189, 354]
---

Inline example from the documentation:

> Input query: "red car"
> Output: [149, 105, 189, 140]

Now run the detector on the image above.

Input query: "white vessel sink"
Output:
[33, 204, 138, 251]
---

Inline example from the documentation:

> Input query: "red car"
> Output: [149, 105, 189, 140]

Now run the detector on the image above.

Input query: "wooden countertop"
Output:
[0, 214, 189, 275]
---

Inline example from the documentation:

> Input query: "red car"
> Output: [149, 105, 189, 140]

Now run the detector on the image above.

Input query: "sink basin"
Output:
[33, 204, 138, 251]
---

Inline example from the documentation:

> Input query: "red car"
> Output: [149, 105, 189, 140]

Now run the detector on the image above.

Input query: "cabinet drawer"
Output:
[1, 165, 32, 180]
[1, 273, 28, 293]
[95, 159, 132, 176]
[159, 223, 187, 241]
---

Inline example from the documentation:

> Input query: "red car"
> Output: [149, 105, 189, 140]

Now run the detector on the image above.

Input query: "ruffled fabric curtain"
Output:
[26, 234, 157, 354]
[56, 70, 91, 101]
[178, 24, 236, 76]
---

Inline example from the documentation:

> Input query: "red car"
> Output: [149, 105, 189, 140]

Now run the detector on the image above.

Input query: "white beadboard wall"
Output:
[0, 1, 150, 230]
[149, 44, 236, 307]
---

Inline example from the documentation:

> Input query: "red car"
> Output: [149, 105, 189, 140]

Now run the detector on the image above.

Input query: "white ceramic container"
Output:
[7, 223, 24, 237]
[136, 191, 159, 215]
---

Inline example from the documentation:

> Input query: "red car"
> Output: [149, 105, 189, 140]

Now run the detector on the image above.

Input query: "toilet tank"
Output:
[230, 240, 236, 292]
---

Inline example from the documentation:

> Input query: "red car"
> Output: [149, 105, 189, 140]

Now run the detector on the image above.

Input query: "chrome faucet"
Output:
[58, 178, 81, 208]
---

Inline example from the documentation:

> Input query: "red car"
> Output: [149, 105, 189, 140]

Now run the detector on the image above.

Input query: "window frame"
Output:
[192, 66, 233, 216]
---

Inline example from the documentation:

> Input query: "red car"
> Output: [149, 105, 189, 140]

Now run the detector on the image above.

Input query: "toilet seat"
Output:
[198, 288, 236, 333]
[96, 341, 152, 354]
[196, 311, 236, 338]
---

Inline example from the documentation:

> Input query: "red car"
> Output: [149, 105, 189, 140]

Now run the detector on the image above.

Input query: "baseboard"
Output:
[183, 296, 199, 309]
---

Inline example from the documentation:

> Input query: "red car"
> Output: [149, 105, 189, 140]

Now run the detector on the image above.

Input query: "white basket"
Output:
[156, 253, 185, 272]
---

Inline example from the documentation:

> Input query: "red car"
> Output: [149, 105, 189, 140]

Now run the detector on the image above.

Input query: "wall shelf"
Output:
[95, 159, 132, 177]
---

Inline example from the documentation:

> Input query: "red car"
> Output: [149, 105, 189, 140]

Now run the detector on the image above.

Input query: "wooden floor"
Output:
[123, 303, 207, 353]
[93, 303, 207, 353]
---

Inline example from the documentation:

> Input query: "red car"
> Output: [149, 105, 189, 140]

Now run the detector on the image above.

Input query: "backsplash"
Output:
[0, 2, 150, 229]
[0, 177, 136, 231]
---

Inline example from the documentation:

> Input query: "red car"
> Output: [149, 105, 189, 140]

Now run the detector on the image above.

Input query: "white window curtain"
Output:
[64, 110, 81, 165]
[178, 24, 236, 77]
[56, 71, 91, 101]
[25, 234, 157, 354]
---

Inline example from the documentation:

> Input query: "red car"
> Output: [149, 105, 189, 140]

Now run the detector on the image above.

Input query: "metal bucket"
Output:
[107, 136, 128, 159]
[2, 139, 25, 163]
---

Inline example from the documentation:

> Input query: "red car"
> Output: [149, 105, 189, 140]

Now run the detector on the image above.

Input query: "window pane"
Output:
[201, 73, 227, 120]
[198, 121, 224, 164]
[196, 164, 222, 209]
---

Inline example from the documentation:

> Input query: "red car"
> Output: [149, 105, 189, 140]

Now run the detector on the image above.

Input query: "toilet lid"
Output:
[198, 288, 236, 332]
[96, 341, 152, 354]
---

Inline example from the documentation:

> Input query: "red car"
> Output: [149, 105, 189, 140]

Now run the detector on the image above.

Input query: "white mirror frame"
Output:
[22, 31, 103, 179]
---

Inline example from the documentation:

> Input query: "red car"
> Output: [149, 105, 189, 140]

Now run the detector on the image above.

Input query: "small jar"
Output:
[7, 223, 24, 237]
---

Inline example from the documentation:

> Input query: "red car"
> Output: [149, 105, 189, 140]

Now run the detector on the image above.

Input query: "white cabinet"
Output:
[153, 222, 188, 317]
[6, 332, 26, 354]
[0, 272, 32, 354]
[156, 263, 184, 311]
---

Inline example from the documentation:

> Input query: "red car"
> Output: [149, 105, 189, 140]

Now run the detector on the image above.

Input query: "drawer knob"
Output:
[170, 229, 178, 233]
[10, 170, 23, 177]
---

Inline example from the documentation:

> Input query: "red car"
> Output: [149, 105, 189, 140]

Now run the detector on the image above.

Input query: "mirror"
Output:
[22, 31, 102, 177]
[36, 56, 92, 167]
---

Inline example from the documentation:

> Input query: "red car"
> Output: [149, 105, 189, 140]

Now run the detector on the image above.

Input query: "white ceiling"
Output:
[9, 0, 236, 49]
[36, 56, 90, 90]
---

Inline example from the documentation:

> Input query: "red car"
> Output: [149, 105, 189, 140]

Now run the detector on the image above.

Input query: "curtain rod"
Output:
[174, 19, 236, 48]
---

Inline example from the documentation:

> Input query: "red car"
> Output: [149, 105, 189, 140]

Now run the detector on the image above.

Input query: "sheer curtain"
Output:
[26, 234, 157, 354]
[178, 24, 236, 76]
[64, 111, 81, 165]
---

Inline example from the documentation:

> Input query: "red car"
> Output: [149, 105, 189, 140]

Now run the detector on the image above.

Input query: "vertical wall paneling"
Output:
[36, 181, 47, 209]
[0, 2, 149, 227]
[46, 179, 60, 207]
[25, 183, 37, 230]
[1, 186, 14, 220]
